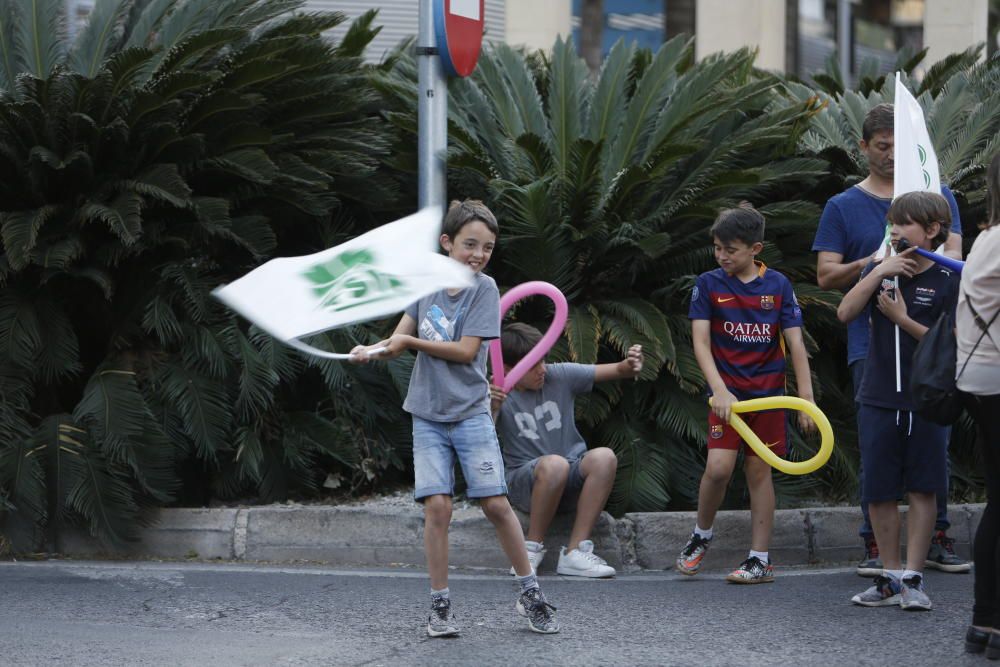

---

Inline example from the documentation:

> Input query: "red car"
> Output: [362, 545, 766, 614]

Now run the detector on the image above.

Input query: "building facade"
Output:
[65, 0, 992, 80]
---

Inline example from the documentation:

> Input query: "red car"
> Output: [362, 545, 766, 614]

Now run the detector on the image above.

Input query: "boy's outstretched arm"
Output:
[782, 327, 817, 434]
[349, 314, 417, 363]
[593, 344, 644, 382]
[692, 319, 737, 423]
[349, 314, 483, 364]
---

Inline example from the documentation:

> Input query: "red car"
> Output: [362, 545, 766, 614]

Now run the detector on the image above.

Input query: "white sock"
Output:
[749, 550, 769, 563]
[431, 587, 450, 600]
[902, 569, 922, 582]
[884, 569, 904, 582]
[525, 540, 544, 553]
[694, 525, 713, 540]
[517, 573, 539, 593]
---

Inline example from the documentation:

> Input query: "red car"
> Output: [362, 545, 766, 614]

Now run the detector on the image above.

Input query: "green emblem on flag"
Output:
[918, 144, 931, 188]
[303, 249, 408, 311]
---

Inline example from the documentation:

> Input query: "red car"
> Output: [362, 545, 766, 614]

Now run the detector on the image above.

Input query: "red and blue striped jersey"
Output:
[688, 262, 803, 400]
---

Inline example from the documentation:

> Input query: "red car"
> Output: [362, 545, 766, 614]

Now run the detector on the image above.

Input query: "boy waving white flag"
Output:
[213, 208, 475, 359]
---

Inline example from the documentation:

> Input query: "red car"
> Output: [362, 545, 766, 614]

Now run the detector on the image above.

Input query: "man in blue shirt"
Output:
[812, 103, 968, 576]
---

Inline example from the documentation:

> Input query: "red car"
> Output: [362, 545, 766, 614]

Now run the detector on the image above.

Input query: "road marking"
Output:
[0, 559, 859, 581]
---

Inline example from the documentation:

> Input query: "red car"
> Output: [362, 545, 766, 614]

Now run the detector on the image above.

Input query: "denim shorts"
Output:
[412, 412, 508, 501]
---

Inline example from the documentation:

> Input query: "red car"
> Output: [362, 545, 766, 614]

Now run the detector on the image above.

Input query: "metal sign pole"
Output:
[418, 0, 448, 211]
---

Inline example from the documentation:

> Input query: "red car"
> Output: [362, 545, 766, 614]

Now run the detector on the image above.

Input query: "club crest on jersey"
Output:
[760, 295, 775, 310]
[710, 424, 724, 439]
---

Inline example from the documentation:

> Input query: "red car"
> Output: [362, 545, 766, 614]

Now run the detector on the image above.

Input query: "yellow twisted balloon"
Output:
[710, 396, 835, 475]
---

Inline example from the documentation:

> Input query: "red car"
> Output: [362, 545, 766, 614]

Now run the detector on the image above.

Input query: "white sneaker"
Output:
[510, 541, 546, 576]
[556, 540, 616, 578]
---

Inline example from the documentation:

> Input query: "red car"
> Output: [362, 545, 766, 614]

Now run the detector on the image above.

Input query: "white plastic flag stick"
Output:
[889, 72, 941, 391]
[213, 208, 475, 360]
[892, 276, 903, 394]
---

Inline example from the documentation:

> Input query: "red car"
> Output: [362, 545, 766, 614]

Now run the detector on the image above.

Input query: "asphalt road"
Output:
[0, 559, 981, 666]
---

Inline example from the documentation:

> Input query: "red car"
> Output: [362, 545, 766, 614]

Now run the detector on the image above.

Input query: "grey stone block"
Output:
[805, 506, 863, 565]
[629, 509, 809, 572]
[60, 508, 238, 560]
[243, 506, 423, 565]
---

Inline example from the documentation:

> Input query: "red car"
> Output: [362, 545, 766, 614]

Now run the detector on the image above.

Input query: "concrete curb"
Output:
[59, 503, 984, 573]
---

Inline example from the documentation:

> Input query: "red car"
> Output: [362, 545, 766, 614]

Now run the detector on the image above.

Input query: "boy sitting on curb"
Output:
[490, 322, 643, 577]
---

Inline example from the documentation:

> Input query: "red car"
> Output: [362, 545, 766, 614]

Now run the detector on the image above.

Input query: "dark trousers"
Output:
[851, 360, 950, 539]
[970, 393, 1000, 627]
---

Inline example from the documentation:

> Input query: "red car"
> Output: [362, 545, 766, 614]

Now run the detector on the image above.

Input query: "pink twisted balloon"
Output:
[489, 281, 569, 392]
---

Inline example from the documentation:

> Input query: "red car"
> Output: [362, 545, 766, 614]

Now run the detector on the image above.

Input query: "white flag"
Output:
[874, 73, 943, 261]
[893, 72, 940, 197]
[213, 208, 475, 358]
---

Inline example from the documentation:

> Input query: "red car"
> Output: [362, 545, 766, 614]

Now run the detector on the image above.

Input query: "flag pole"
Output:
[893, 275, 901, 392]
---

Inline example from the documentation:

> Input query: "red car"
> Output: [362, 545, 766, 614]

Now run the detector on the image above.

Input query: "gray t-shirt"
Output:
[402, 272, 500, 422]
[496, 363, 595, 470]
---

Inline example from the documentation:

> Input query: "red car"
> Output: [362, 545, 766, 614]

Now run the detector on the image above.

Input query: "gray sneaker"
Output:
[427, 597, 459, 637]
[900, 574, 932, 611]
[516, 588, 559, 634]
[851, 575, 901, 607]
[925, 531, 972, 573]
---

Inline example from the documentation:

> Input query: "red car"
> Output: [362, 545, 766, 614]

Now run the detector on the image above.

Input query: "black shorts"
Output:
[857, 403, 948, 503]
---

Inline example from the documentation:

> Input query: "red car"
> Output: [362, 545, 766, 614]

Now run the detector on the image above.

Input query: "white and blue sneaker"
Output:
[900, 574, 933, 611]
[851, 575, 902, 607]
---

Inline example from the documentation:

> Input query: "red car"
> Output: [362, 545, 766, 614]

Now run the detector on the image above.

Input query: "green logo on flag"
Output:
[303, 249, 408, 311]
[917, 144, 931, 189]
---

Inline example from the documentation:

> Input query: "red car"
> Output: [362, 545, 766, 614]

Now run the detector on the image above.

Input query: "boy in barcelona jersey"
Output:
[677, 205, 817, 584]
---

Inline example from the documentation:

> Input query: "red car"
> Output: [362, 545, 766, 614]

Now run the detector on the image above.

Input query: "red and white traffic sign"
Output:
[434, 0, 485, 77]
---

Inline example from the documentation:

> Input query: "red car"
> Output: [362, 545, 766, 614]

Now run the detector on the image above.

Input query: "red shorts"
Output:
[707, 409, 787, 457]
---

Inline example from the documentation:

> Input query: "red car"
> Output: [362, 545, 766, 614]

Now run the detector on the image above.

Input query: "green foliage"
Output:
[0, 0, 406, 549]
[3, 5, 996, 544]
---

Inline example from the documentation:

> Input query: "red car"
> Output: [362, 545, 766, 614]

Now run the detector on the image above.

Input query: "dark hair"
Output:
[500, 322, 542, 366]
[987, 151, 1000, 229]
[887, 191, 951, 247]
[710, 203, 765, 246]
[862, 103, 894, 142]
[442, 199, 499, 239]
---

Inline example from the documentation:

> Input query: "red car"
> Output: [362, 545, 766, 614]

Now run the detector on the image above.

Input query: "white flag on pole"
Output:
[884, 73, 943, 391]
[213, 208, 475, 359]
[893, 72, 940, 198]
[874, 73, 942, 262]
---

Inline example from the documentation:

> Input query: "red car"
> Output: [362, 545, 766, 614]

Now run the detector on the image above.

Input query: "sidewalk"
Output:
[59, 503, 984, 572]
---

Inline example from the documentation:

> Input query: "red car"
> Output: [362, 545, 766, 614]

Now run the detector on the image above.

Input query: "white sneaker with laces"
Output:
[556, 540, 616, 578]
[510, 541, 546, 576]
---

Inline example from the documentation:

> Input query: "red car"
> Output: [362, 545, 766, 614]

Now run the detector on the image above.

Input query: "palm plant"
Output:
[376, 37, 845, 512]
[0, 0, 406, 549]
